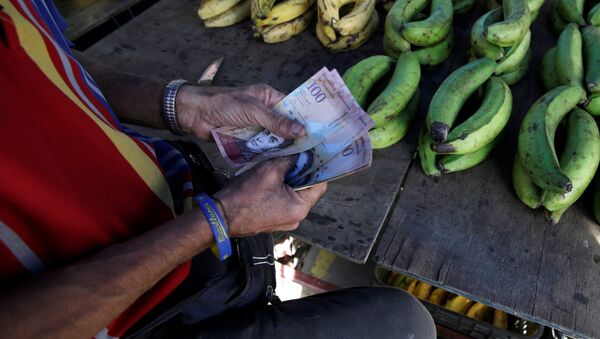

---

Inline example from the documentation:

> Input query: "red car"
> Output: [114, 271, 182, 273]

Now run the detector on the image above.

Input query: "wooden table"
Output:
[79, 0, 600, 337]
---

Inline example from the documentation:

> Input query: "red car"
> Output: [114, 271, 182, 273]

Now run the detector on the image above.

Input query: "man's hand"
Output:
[214, 157, 327, 237]
[176, 84, 307, 141]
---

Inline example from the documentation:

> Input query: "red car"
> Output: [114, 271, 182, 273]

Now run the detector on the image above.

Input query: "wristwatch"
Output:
[162, 79, 188, 136]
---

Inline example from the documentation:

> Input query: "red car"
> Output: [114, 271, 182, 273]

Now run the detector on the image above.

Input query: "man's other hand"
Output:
[214, 156, 327, 237]
[176, 84, 307, 141]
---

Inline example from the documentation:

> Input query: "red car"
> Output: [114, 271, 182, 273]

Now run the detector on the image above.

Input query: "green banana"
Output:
[589, 3, 600, 27]
[517, 85, 587, 194]
[485, 0, 531, 47]
[419, 128, 441, 177]
[556, 0, 585, 25]
[556, 23, 584, 87]
[529, 8, 540, 23]
[453, 0, 476, 14]
[401, 0, 453, 47]
[550, 2, 567, 33]
[432, 77, 512, 154]
[541, 47, 558, 91]
[384, 0, 429, 52]
[583, 25, 600, 93]
[251, 0, 276, 19]
[527, 0, 545, 14]
[383, 29, 410, 58]
[367, 51, 421, 127]
[594, 181, 600, 224]
[545, 208, 567, 225]
[513, 154, 542, 209]
[413, 28, 453, 65]
[370, 90, 420, 149]
[586, 93, 600, 115]
[542, 108, 600, 212]
[343, 55, 396, 109]
[437, 135, 501, 173]
[495, 30, 531, 75]
[427, 58, 497, 143]
[471, 8, 505, 60]
[499, 49, 531, 85]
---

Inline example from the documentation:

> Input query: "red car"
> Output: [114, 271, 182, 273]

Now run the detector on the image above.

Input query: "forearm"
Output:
[0, 208, 213, 339]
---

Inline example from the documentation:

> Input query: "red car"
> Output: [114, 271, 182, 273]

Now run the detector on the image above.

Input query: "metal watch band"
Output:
[162, 79, 189, 136]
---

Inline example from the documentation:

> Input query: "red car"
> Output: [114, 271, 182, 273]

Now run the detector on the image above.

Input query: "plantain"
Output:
[203, 0, 250, 27]
[499, 49, 531, 86]
[493, 310, 509, 329]
[252, 0, 277, 19]
[453, 0, 476, 14]
[343, 55, 396, 109]
[445, 295, 473, 314]
[589, 3, 600, 27]
[333, 0, 377, 36]
[433, 77, 512, 154]
[257, 7, 315, 43]
[437, 134, 501, 173]
[550, 2, 568, 33]
[466, 303, 493, 321]
[384, 0, 429, 53]
[495, 30, 531, 75]
[485, 0, 531, 47]
[546, 208, 568, 224]
[414, 28, 454, 65]
[370, 90, 420, 149]
[419, 128, 441, 177]
[556, 23, 584, 87]
[401, 0, 453, 47]
[428, 288, 450, 305]
[414, 281, 434, 299]
[367, 51, 420, 127]
[406, 279, 418, 294]
[517, 85, 586, 194]
[513, 154, 542, 209]
[541, 47, 559, 91]
[316, 11, 379, 52]
[556, 0, 585, 25]
[587, 93, 600, 115]
[542, 108, 600, 213]
[199, 0, 243, 20]
[471, 8, 505, 60]
[427, 58, 497, 143]
[253, 0, 315, 27]
[583, 25, 600, 93]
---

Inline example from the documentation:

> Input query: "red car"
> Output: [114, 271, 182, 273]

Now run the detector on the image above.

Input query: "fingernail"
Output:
[291, 123, 305, 135]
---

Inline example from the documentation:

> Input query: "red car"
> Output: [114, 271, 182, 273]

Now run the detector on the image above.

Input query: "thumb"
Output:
[262, 155, 299, 182]
[248, 103, 307, 139]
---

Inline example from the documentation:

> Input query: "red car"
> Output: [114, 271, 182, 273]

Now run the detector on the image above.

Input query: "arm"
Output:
[0, 158, 327, 339]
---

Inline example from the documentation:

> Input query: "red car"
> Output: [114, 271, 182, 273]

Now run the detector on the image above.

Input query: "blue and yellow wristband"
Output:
[193, 193, 232, 261]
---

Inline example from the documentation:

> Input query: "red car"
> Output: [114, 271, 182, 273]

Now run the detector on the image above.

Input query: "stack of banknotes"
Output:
[212, 67, 375, 189]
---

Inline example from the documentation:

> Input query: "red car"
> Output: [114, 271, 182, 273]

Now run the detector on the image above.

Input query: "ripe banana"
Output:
[556, 0, 585, 25]
[316, 11, 379, 52]
[384, 0, 429, 53]
[541, 47, 558, 91]
[427, 58, 497, 143]
[589, 4, 600, 27]
[401, 0, 453, 47]
[445, 295, 473, 314]
[513, 154, 542, 209]
[471, 9, 505, 60]
[257, 8, 315, 43]
[253, 0, 315, 27]
[419, 128, 441, 177]
[433, 77, 512, 154]
[495, 30, 531, 75]
[499, 49, 531, 85]
[414, 28, 454, 65]
[583, 25, 600, 94]
[252, 0, 277, 19]
[203, 0, 250, 27]
[587, 93, 600, 115]
[542, 108, 600, 212]
[428, 288, 450, 305]
[199, 0, 242, 20]
[406, 279, 418, 294]
[453, 0, 476, 14]
[437, 134, 500, 173]
[485, 0, 531, 47]
[466, 303, 493, 321]
[367, 51, 420, 127]
[517, 85, 586, 194]
[493, 310, 509, 329]
[343, 55, 395, 109]
[550, 2, 567, 33]
[370, 90, 420, 149]
[556, 23, 584, 87]
[333, 0, 376, 36]
[414, 281, 433, 299]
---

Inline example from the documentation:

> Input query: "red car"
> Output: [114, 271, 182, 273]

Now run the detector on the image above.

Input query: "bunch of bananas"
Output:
[198, 0, 251, 28]
[542, 23, 600, 115]
[486, 0, 545, 22]
[383, 0, 454, 66]
[383, 271, 509, 330]
[420, 58, 513, 176]
[550, 0, 600, 32]
[514, 86, 600, 224]
[469, 0, 541, 86]
[251, 0, 316, 43]
[342, 53, 421, 149]
[316, 0, 379, 52]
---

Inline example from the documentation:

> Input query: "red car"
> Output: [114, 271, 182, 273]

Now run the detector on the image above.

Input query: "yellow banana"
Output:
[445, 295, 473, 314]
[466, 302, 493, 321]
[254, 0, 315, 27]
[333, 0, 376, 36]
[406, 279, 418, 294]
[257, 7, 316, 43]
[252, 0, 277, 19]
[493, 310, 509, 329]
[316, 11, 378, 52]
[198, 0, 243, 20]
[204, 0, 251, 28]
[414, 282, 433, 299]
[428, 288, 449, 305]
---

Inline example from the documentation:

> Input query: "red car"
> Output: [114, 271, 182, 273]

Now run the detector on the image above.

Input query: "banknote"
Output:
[212, 67, 374, 167]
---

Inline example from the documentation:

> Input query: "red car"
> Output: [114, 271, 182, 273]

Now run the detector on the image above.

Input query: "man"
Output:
[0, 0, 436, 338]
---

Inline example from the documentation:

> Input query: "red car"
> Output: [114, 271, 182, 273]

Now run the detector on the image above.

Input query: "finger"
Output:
[245, 84, 286, 108]
[296, 182, 328, 206]
[263, 155, 299, 181]
[248, 104, 307, 139]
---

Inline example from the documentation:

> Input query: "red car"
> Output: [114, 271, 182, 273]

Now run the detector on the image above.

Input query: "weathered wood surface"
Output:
[82, 0, 414, 263]
[55, 0, 145, 39]
[374, 1, 600, 338]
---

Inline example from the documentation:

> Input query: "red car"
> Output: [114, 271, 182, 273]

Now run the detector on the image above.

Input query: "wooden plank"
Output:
[374, 1, 600, 338]
[82, 0, 414, 263]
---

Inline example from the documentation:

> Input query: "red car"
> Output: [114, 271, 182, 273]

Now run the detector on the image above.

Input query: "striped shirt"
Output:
[0, 0, 196, 337]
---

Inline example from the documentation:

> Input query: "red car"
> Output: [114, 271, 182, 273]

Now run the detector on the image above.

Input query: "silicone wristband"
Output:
[193, 193, 232, 261]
